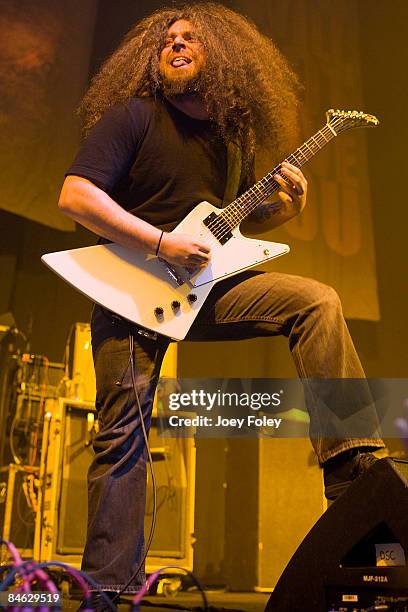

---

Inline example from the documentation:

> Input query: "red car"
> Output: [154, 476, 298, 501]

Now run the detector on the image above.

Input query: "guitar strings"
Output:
[183, 112, 371, 256]
[226, 113, 370, 230]
[207, 122, 336, 241]
[205, 119, 342, 244]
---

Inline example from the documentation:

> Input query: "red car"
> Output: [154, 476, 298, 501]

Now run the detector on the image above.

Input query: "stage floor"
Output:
[65, 591, 270, 611]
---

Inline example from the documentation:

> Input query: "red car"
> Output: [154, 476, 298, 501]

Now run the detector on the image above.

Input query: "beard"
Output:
[160, 67, 203, 97]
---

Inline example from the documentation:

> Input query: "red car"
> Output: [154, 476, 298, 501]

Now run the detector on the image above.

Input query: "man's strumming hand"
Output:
[158, 232, 211, 268]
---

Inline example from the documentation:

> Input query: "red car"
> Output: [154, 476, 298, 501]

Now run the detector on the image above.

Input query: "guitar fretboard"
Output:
[218, 123, 338, 229]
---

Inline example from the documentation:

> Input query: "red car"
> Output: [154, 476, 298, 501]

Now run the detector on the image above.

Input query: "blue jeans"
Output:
[82, 270, 384, 591]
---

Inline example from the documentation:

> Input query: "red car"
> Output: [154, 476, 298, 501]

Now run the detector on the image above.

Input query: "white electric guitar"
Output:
[42, 109, 379, 340]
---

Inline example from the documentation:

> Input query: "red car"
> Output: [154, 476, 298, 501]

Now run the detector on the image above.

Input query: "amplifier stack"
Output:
[0, 323, 195, 577]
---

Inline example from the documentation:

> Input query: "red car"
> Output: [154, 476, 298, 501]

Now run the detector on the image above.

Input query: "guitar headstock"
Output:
[326, 109, 380, 134]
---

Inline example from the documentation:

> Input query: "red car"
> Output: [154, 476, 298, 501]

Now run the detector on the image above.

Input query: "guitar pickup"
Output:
[203, 212, 233, 245]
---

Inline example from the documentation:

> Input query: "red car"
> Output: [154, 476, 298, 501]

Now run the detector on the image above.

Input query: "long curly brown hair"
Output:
[79, 2, 302, 166]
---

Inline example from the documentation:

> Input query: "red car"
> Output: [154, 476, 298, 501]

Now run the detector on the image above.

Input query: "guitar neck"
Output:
[223, 123, 338, 227]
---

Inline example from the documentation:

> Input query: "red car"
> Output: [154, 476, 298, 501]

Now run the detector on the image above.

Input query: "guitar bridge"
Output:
[203, 212, 233, 245]
[158, 258, 188, 286]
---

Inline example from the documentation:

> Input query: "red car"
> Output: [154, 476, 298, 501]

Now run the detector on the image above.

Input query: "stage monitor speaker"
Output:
[265, 458, 408, 612]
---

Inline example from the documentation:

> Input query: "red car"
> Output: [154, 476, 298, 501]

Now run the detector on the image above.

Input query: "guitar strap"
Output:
[222, 140, 242, 207]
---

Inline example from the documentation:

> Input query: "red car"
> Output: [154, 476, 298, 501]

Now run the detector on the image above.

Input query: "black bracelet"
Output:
[155, 230, 164, 256]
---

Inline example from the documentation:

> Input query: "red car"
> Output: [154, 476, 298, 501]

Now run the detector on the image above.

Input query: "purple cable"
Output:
[132, 569, 163, 604]
[45, 564, 90, 597]
[2, 541, 30, 592]
[1, 556, 91, 611]
[2, 540, 32, 612]
[21, 563, 60, 612]
[131, 565, 208, 610]
[2, 546, 114, 611]
[34, 562, 91, 601]
[24, 564, 59, 593]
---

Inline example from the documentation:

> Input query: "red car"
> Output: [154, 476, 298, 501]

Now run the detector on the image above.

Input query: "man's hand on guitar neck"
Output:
[241, 162, 308, 235]
[274, 161, 308, 214]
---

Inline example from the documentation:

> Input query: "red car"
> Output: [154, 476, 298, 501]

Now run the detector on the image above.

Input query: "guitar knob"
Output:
[171, 300, 181, 312]
[154, 307, 164, 320]
[187, 293, 197, 304]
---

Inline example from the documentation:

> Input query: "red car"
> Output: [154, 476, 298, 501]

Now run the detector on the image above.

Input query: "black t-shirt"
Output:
[66, 97, 254, 232]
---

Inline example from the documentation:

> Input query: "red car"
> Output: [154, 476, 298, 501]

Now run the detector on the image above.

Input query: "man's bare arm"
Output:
[59, 175, 162, 251]
[58, 175, 211, 266]
[240, 199, 297, 234]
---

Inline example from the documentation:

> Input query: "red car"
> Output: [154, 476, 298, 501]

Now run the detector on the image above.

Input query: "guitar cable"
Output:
[110, 332, 159, 604]
[110, 333, 208, 610]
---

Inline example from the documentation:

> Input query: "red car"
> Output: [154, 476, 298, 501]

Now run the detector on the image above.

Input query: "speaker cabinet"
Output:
[34, 395, 195, 573]
[0, 463, 36, 559]
[34, 398, 97, 566]
[265, 458, 408, 611]
[68, 323, 96, 403]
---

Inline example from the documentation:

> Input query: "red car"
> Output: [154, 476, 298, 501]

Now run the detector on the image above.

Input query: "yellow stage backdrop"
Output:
[0, 0, 97, 231]
[238, 0, 380, 320]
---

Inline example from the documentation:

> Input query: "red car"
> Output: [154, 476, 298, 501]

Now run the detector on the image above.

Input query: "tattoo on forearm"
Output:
[249, 201, 282, 223]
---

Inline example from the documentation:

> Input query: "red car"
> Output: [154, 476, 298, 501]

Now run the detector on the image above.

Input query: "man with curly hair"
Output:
[58, 3, 384, 605]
